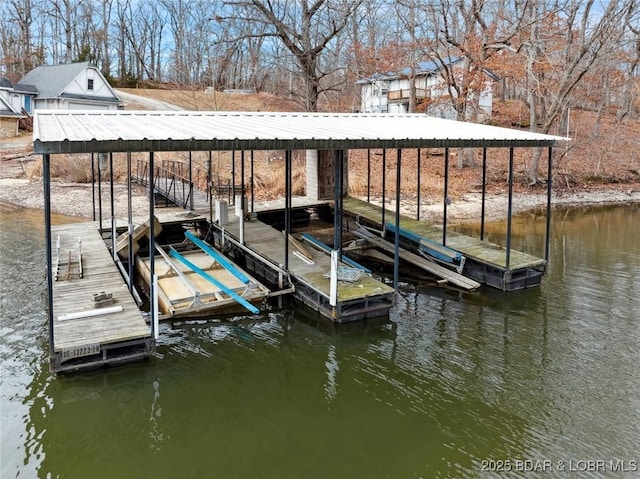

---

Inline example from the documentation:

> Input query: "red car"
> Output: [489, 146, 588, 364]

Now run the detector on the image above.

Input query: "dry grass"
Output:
[26, 153, 133, 183]
[117, 87, 301, 112]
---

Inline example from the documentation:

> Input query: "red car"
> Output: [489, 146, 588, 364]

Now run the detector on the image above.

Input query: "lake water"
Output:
[1, 202, 639, 478]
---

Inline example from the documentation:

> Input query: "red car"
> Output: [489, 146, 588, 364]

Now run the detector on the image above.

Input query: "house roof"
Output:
[18, 62, 120, 103]
[33, 110, 568, 154]
[357, 58, 461, 84]
[0, 77, 37, 94]
[0, 77, 13, 89]
[357, 57, 500, 84]
[19, 62, 91, 98]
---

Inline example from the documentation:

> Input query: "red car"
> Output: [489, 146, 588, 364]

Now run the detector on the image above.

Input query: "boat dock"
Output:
[339, 197, 546, 291]
[50, 222, 153, 373]
[33, 110, 566, 373]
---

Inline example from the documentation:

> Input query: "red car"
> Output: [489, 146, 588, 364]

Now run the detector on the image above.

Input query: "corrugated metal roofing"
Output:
[33, 110, 568, 154]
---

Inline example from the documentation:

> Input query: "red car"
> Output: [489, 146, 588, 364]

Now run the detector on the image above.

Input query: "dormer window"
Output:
[87, 79, 94, 90]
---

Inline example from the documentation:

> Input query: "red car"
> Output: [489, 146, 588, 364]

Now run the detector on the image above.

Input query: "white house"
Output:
[357, 58, 498, 121]
[0, 62, 122, 139]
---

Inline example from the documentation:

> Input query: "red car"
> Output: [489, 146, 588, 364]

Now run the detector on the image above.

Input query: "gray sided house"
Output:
[357, 58, 499, 121]
[1, 62, 121, 139]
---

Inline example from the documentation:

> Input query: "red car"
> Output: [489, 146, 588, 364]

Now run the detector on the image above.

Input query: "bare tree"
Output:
[48, 0, 74, 63]
[616, 7, 640, 122]
[3, 0, 39, 76]
[523, 0, 636, 183]
[415, 0, 528, 167]
[226, 0, 363, 111]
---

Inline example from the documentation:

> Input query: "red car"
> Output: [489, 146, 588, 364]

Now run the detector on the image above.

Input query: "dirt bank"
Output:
[1, 173, 637, 223]
[367, 188, 640, 224]
[2, 131, 638, 221]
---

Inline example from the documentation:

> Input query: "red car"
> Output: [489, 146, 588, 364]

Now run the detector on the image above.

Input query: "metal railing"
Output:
[133, 158, 248, 210]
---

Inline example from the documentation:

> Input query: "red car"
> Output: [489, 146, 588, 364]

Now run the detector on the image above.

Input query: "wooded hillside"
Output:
[2, 0, 639, 186]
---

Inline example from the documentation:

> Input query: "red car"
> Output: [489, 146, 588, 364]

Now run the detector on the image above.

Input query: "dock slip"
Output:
[50, 222, 153, 373]
[208, 205, 395, 322]
[339, 197, 546, 291]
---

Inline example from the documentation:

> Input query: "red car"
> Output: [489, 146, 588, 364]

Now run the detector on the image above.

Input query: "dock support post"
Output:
[284, 149, 292, 270]
[110, 153, 116, 260]
[443, 148, 449, 246]
[334, 149, 344, 261]
[43, 153, 55, 359]
[416, 148, 421, 221]
[127, 152, 134, 293]
[381, 149, 386, 235]
[481, 148, 487, 241]
[240, 150, 245, 244]
[91, 153, 96, 221]
[394, 149, 402, 291]
[208, 151, 213, 223]
[505, 147, 514, 287]
[366, 149, 371, 203]
[250, 150, 255, 213]
[98, 153, 103, 234]
[231, 150, 236, 206]
[545, 147, 553, 264]
[149, 151, 156, 338]
[189, 152, 194, 211]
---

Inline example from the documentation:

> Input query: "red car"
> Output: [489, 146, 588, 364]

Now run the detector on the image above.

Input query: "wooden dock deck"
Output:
[50, 222, 152, 372]
[340, 197, 546, 291]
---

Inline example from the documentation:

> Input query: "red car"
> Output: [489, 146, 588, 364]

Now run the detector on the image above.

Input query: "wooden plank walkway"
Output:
[51, 222, 150, 353]
[340, 197, 545, 270]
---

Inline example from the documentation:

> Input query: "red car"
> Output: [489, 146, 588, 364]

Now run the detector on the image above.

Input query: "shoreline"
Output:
[1, 177, 638, 223]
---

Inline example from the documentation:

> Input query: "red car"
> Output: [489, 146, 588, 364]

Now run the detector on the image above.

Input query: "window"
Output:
[87, 79, 94, 90]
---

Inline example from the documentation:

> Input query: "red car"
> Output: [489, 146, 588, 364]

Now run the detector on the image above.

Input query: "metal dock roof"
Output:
[33, 110, 568, 154]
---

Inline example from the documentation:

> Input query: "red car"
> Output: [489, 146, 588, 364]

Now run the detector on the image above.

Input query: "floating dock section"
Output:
[49, 222, 153, 373]
[340, 197, 546, 291]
